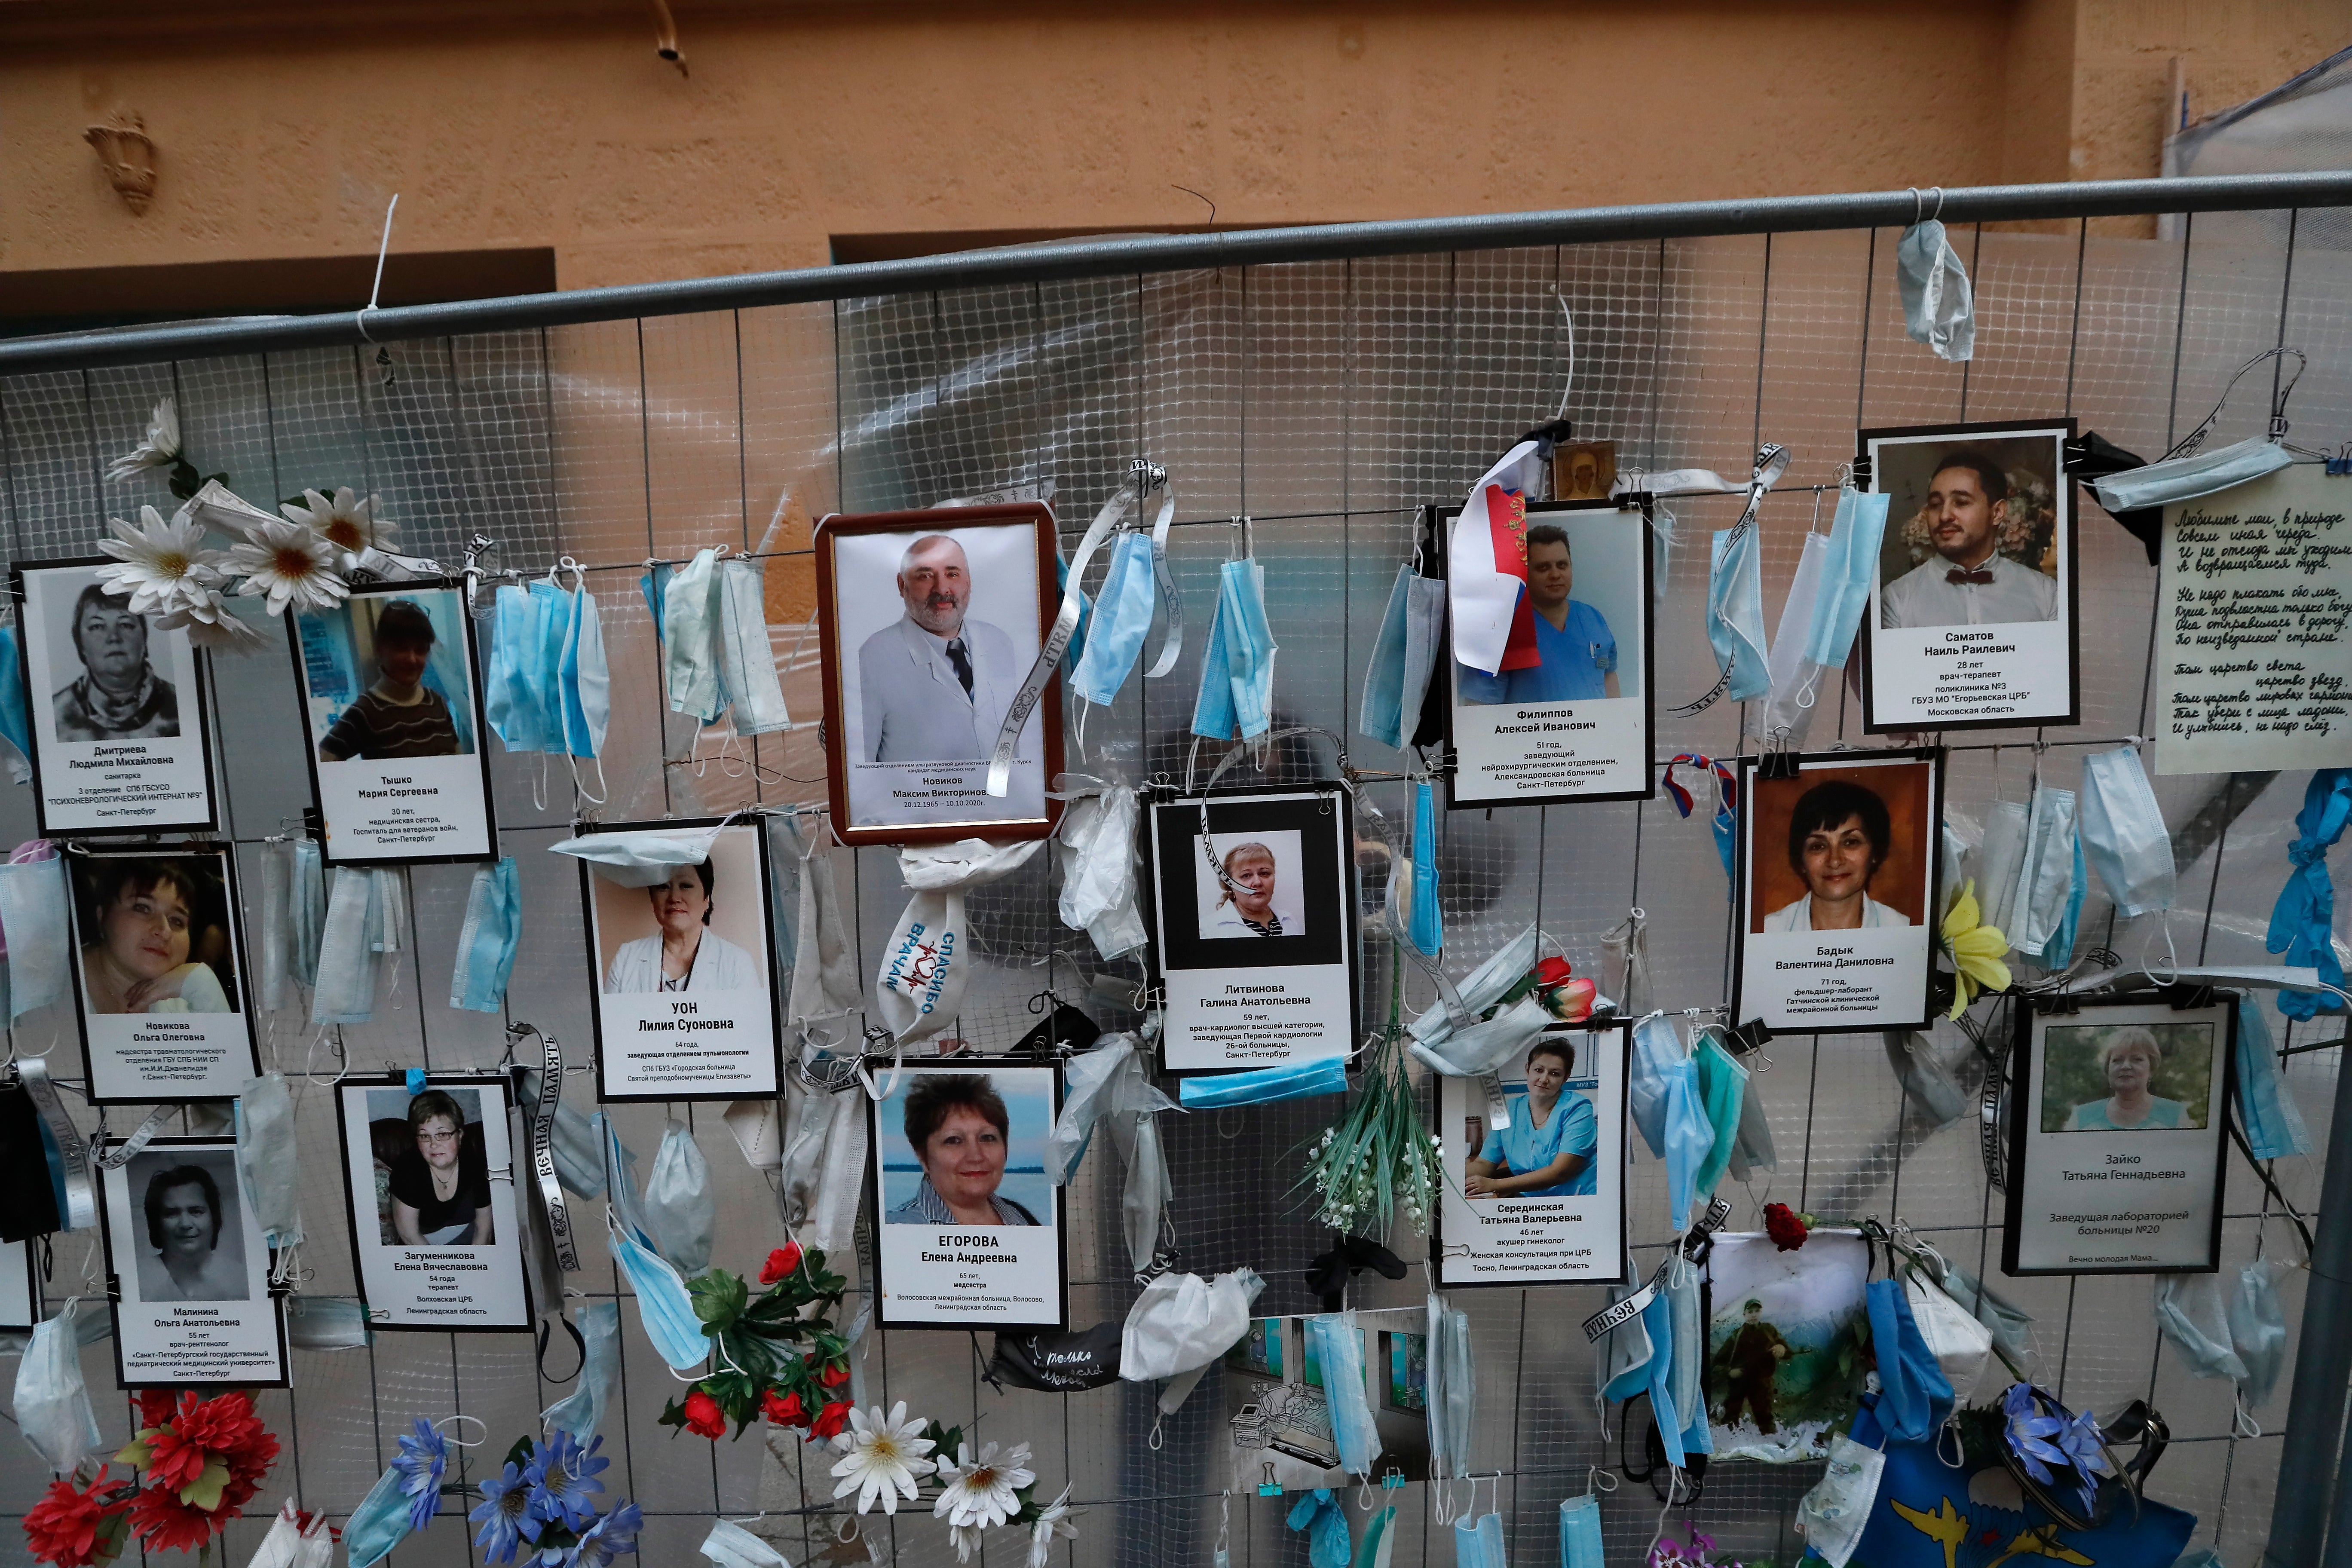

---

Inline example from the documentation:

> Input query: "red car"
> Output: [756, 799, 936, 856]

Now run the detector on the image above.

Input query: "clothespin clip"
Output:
[1259, 1464, 1283, 1498]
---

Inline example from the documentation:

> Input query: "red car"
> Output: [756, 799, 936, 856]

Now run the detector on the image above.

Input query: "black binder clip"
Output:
[1757, 743, 1801, 781]
[1258, 1464, 1283, 1498]
[1725, 1019, 1774, 1057]
[2162, 983, 2218, 1011]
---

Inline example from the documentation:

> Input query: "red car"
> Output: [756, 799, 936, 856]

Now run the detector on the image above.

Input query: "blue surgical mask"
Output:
[1898, 218, 1974, 362]
[1665, 1265, 1709, 1455]
[639, 562, 672, 643]
[1359, 565, 1446, 752]
[1630, 1020, 1714, 1231]
[2268, 767, 2352, 1020]
[609, 1222, 710, 1371]
[311, 867, 397, 1026]
[13, 1299, 103, 1475]
[2015, 784, 2080, 957]
[1306, 1312, 1379, 1476]
[2233, 996, 2312, 1160]
[2038, 828, 2088, 970]
[1455, 1514, 1504, 1568]
[2092, 435, 2294, 512]
[1805, 487, 1892, 667]
[450, 857, 521, 1013]
[1865, 1277, 1954, 1444]
[285, 1295, 373, 1351]
[523, 1070, 607, 1200]
[1192, 558, 1276, 742]
[1409, 781, 1443, 957]
[1636, 1289, 1685, 1470]
[543, 1299, 622, 1446]
[1427, 1295, 1476, 1485]
[1760, 530, 1828, 745]
[663, 547, 726, 723]
[345, 1461, 418, 1568]
[235, 1072, 304, 1253]
[2154, 1272, 2247, 1385]
[0, 851, 69, 1021]
[0, 625, 30, 782]
[1071, 530, 1158, 707]
[1707, 526, 1770, 702]
[292, 838, 326, 989]
[1558, 1494, 1605, 1568]
[530, 579, 575, 749]
[1176, 1057, 1348, 1109]
[561, 582, 613, 757]
[716, 559, 791, 736]
[2079, 746, 2175, 916]
[485, 582, 550, 754]
[2229, 1260, 2288, 1411]
[641, 1120, 717, 1276]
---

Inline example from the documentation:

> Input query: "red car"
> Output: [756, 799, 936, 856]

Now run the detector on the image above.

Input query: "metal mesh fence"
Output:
[0, 208, 2344, 1568]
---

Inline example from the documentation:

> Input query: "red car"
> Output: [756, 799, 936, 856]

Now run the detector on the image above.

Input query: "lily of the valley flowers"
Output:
[1940, 878, 2011, 1020]
[94, 505, 229, 619]
[282, 485, 396, 573]
[229, 516, 350, 616]
[830, 1402, 937, 1516]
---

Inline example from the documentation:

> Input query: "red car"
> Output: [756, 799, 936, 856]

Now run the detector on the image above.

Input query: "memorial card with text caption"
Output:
[97, 1136, 288, 1387]
[2158, 464, 2352, 774]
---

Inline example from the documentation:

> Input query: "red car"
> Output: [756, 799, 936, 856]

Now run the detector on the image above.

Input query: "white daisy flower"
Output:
[228, 517, 349, 616]
[1026, 1486, 1078, 1568]
[157, 588, 273, 653]
[104, 398, 181, 484]
[281, 486, 396, 573]
[827, 1402, 936, 1516]
[948, 1523, 985, 1563]
[94, 505, 228, 618]
[931, 1440, 1034, 1530]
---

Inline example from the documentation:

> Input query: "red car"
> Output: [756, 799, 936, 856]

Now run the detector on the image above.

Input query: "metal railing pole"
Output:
[2266, 1045, 2352, 1566]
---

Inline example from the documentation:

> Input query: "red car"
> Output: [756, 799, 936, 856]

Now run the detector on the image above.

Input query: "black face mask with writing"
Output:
[0, 1085, 62, 1243]
[989, 1322, 1123, 1392]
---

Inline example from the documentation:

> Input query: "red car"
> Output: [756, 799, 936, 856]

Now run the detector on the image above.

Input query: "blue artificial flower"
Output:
[568, 1501, 643, 1567]
[1999, 1384, 2073, 1489]
[391, 1417, 450, 1535]
[472, 1459, 549, 1563]
[536, 1431, 609, 1532]
[2057, 1408, 2114, 1513]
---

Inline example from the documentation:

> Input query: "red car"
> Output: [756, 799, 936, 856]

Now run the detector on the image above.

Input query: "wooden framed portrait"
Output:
[2003, 993, 2233, 1276]
[68, 843, 260, 1104]
[333, 1074, 533, 1330]
[1433, 1021, 1629, 1287]
[288, 582, 496, 865]
[12, 559, 217, 836]
[1438, 499, 1656, 807]
[815, 504, 1064, 848]
[870, 1062, 1066, 1332]
[576, 818, 784, 1102]
[1732, 747, 1943, 1034]
[97, 1135, 288, 1387]
[1860, 420, 2079, 733]
[1144, 785, 1360, 1072]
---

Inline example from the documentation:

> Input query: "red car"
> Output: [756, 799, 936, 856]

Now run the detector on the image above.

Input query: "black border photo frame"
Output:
[2001, 991, 2234, 1277]
[1142, 783, 1363, 1075]
[68, 841, 262, 1105]
[96, 1133, 290, 1388]
[867, 1060, 1069, 1333]
[1436, 499, 1659, 808]
[332, 1072, 535, 1332]
[285, 579, 498, 867]
[1857, 419, 2081, 735]
[1431, 1020, 1632, 1289]
[12, 557, 220, 837]
[1730, 746, 1945, 1035]
[574, 817, 786, 1104]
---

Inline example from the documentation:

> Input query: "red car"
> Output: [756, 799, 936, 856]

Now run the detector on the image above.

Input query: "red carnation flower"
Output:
[682, 1389, 728, 1439]
[134, 1390, 178, 1431]
[762, 1389, 809, 1428]
[138, 1424, 212, 1494]
[24, 1469, 130, 1568]
[759, 1243, 805, 1285]
[128, 1486, 230, 1556]
[1763, 1203, 1808, 1252]
[809, 1401, 852, 1440]
[820, 1361, 851, 1389]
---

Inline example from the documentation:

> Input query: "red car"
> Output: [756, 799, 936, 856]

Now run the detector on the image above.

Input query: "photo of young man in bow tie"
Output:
[1878, 447, 2060, 629]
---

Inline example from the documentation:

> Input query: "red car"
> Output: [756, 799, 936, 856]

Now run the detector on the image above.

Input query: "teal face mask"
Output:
[2079, 747, 2175, 917]
[1176, 1057, 1348, 1109]
[1409, 780, 1443, 957]
[0, 626, 29, 781]
[2233, 996, 2312, 1160]
[1558, 1493, 1605, 1568]
[1706, 526, 1770, 702]
[1358, 564, 1446, 753]
[450, 857, 521, 1013]
[543, 1299, 622, 1446]
[344, 1461, 418, 1568]
[1690, 1033, 1746, 1201]
[1897, 217, 1975, 362]
[1191, 557, 1276, 742]
[609, 1221, 710, 1372]
[1287, 1489, 1352, 1568]
[1071, 529, 1158, 707]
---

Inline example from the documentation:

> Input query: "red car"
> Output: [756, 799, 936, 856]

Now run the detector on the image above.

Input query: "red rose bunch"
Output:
[30, 1392, 279, 1566]
[1529, 956, 1597, 1023]
[1762, 1203, 1810, 1252]
[659, 1242, 853, 1443]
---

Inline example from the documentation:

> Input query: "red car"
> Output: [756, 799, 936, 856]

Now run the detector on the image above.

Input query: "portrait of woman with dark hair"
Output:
[77, 855, 233, 1015]
[1464, 1036, 1598, 1198]
[601, 858, 761, 993]
[52, 584, 179, 741]
[885, 1073, 1041, 1227]
[135, 1161, 246, 1302]
[387, 1088, 494, 1246]
[1761, 779, 1912, 932]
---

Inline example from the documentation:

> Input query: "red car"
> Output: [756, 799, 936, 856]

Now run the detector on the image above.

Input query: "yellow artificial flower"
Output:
[1940, 878, 2012, 1020]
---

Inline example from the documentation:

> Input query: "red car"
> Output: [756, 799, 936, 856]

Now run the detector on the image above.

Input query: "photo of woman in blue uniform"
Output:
[1464, 1036, 1598, 1198]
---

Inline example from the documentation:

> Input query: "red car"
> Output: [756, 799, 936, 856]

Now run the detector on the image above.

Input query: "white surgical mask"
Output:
[235, 1072, 304, 1255]
[1707, 524, 1770, 702]
[543, 1299, 622, 1446]
[1427, 1294, 1476, 1498]
[1897, 218, 1974, 362]
[663, 546, 726, 723]
[701, 1519, 793, 1568]
[311, 867, 403, 1026]
[780, 813, 861, 1023]
[2091, 435, 2294, 513]
[2079, 746, 2175, 916]
[551, 824, 726, 888]
[1121, 1268, 1264, 1390]
[1795, 1432, 1886, 1568]
[285, 1295, 373, 1352]
[640, 1121, 717, 1276]
[0, 849, 68, 1021]
[715, 557, 791, 736]
[1055, 780, 1148, 962]
[13, 1298, 103, 1475]
[1359, 564, 1446, 752]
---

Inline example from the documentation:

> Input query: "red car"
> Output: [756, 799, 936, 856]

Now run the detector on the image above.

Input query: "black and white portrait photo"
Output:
[335, 1075, 530, 1329]
[816, 504, 1063, 846]
[69, 845, 258, 1104]
[577, 820, 783, 1101]
[98, 1136, 286, 1387]
[1147, 787, 1359, 1071]
[1861, 421, 2079, 732]
[871, 1062, 1066, 1330]
[289, 584, 495, 864]
[13, 560, 216, 835]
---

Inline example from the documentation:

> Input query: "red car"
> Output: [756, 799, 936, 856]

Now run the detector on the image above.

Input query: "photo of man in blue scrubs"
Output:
[1456, 525, 1620, 705]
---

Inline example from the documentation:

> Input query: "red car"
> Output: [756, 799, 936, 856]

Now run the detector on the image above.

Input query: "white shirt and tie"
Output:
[854, 615, 1045, 817]
[1880, 552, 2058, 629]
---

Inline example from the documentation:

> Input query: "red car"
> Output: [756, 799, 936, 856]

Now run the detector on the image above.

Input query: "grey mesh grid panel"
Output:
[0, 205, 2343, 1568]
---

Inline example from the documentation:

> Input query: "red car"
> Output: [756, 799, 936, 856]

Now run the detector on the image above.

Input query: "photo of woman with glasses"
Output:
[386, 1088, 494, 1246]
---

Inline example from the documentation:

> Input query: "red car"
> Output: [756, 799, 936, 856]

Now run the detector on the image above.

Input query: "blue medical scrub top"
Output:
[1458, 598, 1617, 704]
[1477, 1092, 1599, 1197]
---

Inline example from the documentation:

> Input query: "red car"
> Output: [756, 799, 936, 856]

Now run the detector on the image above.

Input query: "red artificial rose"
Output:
[24, 1470, 130, 1568]
[1762, 1203, 1808, 1252]
[759, 1243, 805, 1285]
[809, 1401, 852, 1440]
[127, 1486, 229, 1556]
[682, 1389, 728, 1439]
[762, 1389, 809, 1428]
[1532, 956, 1575, 989]
[820, 1360, 851, 1389]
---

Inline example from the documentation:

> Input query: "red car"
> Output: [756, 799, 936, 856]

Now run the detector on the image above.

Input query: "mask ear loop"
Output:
[1583, 1464, 1617, 1497]
[2140, 911, 2182, 986]
[434, 1415, 489, 1449]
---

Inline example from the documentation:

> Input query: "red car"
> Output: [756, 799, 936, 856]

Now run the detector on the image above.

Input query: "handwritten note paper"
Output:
[2160, 465, 2352, 774]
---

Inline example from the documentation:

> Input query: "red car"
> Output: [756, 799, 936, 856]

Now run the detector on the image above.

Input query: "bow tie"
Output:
[1945, 566, 1997, 585]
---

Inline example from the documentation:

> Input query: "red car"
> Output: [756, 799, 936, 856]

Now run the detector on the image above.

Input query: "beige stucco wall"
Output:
[3, 0, 2349, 296]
